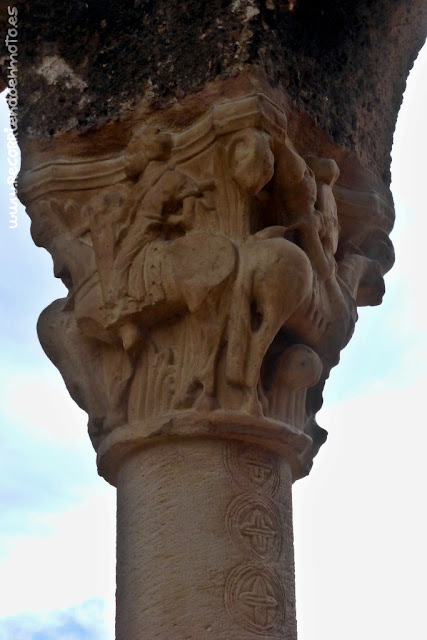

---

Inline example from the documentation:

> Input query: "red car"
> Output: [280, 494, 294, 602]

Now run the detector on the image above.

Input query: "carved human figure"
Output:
[26, 98, 395, 443]
[225, 138, 346, 417]
[103, 126, 237, 410]
[279, 155, 355, 424]
[96, 127, 197, 351]
[284, 158, 394, 426]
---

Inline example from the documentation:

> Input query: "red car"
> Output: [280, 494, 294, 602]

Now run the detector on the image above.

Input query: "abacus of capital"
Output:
[6, 1, 426, 638]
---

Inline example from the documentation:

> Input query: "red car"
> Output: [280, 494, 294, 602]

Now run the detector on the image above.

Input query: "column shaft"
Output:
[116, 438, 296, 639]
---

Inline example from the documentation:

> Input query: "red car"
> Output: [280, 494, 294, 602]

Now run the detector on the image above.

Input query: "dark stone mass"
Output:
[1, 0, 426, 180]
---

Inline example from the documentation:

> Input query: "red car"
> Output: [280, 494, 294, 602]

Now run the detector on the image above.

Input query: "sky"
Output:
[0, 44, 426, 640]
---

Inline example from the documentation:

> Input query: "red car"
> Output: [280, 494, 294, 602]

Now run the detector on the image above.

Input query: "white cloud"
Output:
[1, 372, 88, 446]
[295, 366, 427, 638]
[0, 492, 116, 619]
[0, 599, 113, 640]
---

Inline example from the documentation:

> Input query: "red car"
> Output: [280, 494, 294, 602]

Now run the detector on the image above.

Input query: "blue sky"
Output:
[0, 100, 116, 637]
[0, 44, 426, 640]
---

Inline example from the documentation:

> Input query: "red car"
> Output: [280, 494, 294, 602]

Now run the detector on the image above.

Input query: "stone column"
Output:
[17, 92, 392, 639]
[7, 1, 426, 638]
[115, 439, 296, 639]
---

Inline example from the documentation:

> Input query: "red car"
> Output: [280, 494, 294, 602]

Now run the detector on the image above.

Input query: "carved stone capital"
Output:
[19, 92, 394, 485]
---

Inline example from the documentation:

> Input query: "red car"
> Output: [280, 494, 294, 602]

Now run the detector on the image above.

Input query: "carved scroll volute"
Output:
[20, 94, 394, 484]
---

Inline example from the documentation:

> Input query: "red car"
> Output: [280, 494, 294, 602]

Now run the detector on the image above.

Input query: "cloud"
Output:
[0, 493, 115, 618]
[0, 599, 114, 640]
[294, 365, 427, 639]
[0, 92, 116, 634]
[0, 367, 104, 540]
[1, 370, 88, 446]
[0, 369, 116, 618]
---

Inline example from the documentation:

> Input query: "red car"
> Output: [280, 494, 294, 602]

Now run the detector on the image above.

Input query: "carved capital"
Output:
[19, 93, 394, 484]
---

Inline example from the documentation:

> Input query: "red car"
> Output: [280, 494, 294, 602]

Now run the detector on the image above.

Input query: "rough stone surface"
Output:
[20, 93, 395, 483]
[116, 439, 296, 639]
[7, 3, 426, 638]
[3, 0, 426, 183]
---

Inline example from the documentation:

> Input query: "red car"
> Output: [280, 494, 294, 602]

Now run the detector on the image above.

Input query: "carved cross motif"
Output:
[238, 573, 279, 628]
[240, 508, 277, 555]
[239, 450, 277, 489]
[225, 563, 285, 634]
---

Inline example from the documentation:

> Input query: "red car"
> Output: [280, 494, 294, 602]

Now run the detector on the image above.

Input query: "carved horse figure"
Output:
[224, 134, 391, 418]
[34, 123, 394, 431]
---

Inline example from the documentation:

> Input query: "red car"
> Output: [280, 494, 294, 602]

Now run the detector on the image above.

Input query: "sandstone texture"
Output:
[19, 93, 396, 477]
[4, 2, 426, 638]
[1, 0, 426, 184]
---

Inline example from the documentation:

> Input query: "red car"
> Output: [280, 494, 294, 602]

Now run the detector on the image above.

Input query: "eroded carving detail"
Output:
[226, 494, 281, 561]
[225, 563, 285, 635]
[224, 441, 280, 495]
[20, 94, 395, 481]
[224, 441, 285, 633]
